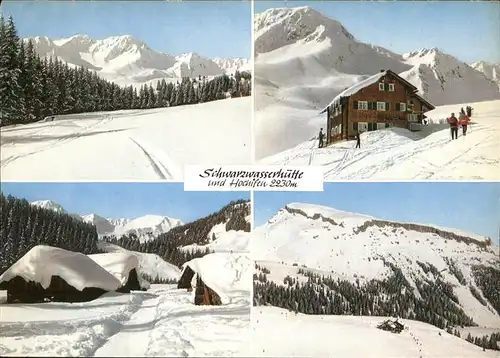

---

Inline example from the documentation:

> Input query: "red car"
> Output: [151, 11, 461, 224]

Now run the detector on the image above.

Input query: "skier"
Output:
[355, 132, 361, 148]
[318, 128, 325, 148]
[459, 111, 469, 136]
[447, 113, 459, 140]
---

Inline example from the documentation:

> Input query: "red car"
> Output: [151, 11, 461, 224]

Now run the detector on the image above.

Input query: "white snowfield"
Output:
[254, 6, 500, 161]
[0, 245, 121, 292]
[251, 307, 498, 358]
[1, 97, 251, 181]
[98, 242, 181, 283]
[181, 252, 252, 305]
[27, 35, 250, 87]
[254, 203, 500, 328]
[0, 285, 250, 357]
[260, 99, 500, 180]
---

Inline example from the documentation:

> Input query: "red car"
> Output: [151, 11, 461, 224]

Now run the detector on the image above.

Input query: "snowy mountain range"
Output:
[254, 203, 500, 332]
[254, 6, 500, 107]
[26, 34, 251, 87]
[31, 199, 183, 242]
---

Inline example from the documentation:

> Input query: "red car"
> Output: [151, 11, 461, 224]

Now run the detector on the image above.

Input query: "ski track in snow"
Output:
[128, 137, 171, 180]
[0, 285, 250, 357]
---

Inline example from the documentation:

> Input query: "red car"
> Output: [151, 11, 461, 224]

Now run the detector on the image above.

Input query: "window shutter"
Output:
[369, 102, 374, 110]
[396, 103, 400, 111]
[353, 100, 358, 109]
[386, 102, 390, 110]
[385, 83, 389, 91]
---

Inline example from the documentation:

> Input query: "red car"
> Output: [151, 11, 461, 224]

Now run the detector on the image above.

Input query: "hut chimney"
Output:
[380, 69, 385, 72]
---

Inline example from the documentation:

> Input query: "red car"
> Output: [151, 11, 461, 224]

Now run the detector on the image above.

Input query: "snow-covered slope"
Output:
[260, 99, 500, 180]
[251, 307, 498, 358]
[181, 202, 251, 254]
[181, 252, 252, 305]
[471, 61, 500, 90]
[0, 245, 121, 292]
[254, 6, 500, 159]
[30, 200, 183, 242]
[254, 202, 500, 328]
[1, 97, 252, 181]
[27, 35, 250, 87]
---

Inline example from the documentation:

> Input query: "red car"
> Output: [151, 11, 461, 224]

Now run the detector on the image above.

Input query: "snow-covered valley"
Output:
[252, 202, 500, 356]
[254, 6, 500, 162]
[0, 97, 252, 181]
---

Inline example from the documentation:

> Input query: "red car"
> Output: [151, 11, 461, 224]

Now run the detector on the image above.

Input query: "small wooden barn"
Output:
[320, 69, 436, 145]
[178, 264, 222, 306]
[0, 275, 110, 304]
[0, 245, 122, 304]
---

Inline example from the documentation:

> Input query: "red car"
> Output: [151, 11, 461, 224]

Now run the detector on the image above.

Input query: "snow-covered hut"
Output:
[0, 245, 122, 303]
[177, 252, 251, 306]
[88, 252, 150, 292]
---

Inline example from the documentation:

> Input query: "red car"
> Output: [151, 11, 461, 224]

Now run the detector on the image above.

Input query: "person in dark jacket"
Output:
[318, 128, 325, 148]
[447, 113, 459, 140]
[355, 132, 361, 148]
[466, 106, 473, 117]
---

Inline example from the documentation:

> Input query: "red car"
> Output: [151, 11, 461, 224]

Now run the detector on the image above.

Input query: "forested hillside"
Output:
[0, 193, 100, 275]
[104, 200, 250, 268]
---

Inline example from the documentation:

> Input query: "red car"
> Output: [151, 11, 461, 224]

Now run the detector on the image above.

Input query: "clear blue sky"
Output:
[0, 182, 249, 223]
[1, 1, 251, 59]
[255, 1, 500, 64]
[254, 182, 499, 243]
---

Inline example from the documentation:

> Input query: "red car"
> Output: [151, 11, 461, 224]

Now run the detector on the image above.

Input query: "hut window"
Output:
[388, 83, 395, 92]
[399, 103, 406, 112]
[378, 83, 385, 91]
[376, 102, 386, 111]
[357, 101, 368, 110]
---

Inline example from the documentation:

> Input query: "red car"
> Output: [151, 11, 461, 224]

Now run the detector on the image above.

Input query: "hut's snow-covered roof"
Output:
[0, 245, 122, 291]
[180, 252, 251, 305]
[319, 71, 388, 114]
[88, 252, 140, 285]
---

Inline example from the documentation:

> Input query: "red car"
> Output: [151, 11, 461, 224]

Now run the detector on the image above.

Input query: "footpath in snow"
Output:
[0, 285, 250, 357]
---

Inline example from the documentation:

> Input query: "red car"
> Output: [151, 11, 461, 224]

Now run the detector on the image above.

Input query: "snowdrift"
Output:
[251, 307, 498, 358]
[88, 252, 149, 291]
[0, 246, 121, 303]
[179, 252, 251, 305]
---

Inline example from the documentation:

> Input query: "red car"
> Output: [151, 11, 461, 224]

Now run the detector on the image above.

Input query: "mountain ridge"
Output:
[26, 34, 251, 87]
[254, 6, 500, 106]
[254, 202, 500, 331]
[30, 199, 183, 242]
